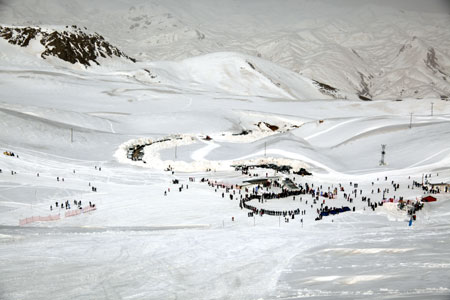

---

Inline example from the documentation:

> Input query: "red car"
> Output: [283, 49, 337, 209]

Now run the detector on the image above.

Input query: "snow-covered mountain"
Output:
[2, 2, 450, 299]
[0, 25, 135, 67]
[1, 0, 450, 100]
[0, 27, 333, 100]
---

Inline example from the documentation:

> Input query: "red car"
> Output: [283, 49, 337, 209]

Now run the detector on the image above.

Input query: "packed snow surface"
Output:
[1, 1, 450, 299]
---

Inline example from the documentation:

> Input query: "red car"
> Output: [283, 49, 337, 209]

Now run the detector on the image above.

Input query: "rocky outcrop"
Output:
[312, 80, 343, 99]
[0, 25, 136, 67]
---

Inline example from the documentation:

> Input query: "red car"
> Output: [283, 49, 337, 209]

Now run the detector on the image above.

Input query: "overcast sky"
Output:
[1, 0, 449, 14]
[0, 0, 448, 31]
[326, 0, 450, 13]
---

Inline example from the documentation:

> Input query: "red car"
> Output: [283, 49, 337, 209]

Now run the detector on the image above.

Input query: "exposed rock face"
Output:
[0, 25, 136, 67]
[312, 80, 344, 99]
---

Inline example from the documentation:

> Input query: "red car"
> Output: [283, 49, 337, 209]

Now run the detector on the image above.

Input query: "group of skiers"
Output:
[164, 180, 188, 196]
[50, 199, 95, 211]
[15, 163, 103, 213]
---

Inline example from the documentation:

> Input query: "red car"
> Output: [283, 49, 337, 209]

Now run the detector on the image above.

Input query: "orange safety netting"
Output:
[19, 214, 60, 226]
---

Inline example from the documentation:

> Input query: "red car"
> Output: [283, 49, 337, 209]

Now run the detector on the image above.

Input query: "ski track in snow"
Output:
[190, 137, 220, 161]
[408, 147, 450, 168]
[107, 119, 116, 134]
[304, 118, 362, 140]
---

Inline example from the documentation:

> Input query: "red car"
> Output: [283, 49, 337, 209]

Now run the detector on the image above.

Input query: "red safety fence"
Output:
[212, 182, 240, 189]
[65, 209, 81, 218]
[82, 206, 97, 213]
[65, 206, 97, 218]
[19, 206, 97, 225]
[19, 214, 60, 226]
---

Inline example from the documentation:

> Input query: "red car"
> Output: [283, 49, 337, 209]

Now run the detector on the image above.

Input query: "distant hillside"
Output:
[1, 0, 449, 99]
[0, 25, 136, 67]
[145, 52, 333, 99]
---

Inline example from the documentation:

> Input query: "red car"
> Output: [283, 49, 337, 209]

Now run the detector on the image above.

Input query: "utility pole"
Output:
[174, 145, 177, 160]
[409, 113, 413, 129]
[431, 102, 434, 116]
[70, 128, 73, 143]
[380, 144, 386, 166]
[264, 142, 267, 157]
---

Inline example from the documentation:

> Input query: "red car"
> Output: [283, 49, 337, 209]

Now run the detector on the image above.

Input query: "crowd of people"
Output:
[191, 167, 447, 225]
[2, 146, 447, 227]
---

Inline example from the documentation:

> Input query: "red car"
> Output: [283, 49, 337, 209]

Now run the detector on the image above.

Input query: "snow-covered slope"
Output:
[0, 33, 329, 99]
[1, 66, 450, 298]
[1, 2, 450, 299]
[146, 52, 328, 99]
[1, 0, 449, 99]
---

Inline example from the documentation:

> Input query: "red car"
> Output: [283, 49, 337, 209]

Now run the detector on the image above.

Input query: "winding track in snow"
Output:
[120, 131, 450, 178]
[408, 147, 450, 168]
[190, 137, 220, 161]
[304, 118, 362, 141]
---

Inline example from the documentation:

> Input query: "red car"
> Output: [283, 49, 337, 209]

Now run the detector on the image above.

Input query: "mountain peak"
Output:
[0, 25, 136, 67]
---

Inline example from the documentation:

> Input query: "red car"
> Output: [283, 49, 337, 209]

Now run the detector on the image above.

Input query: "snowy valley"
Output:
[0, 1, 450, 299]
